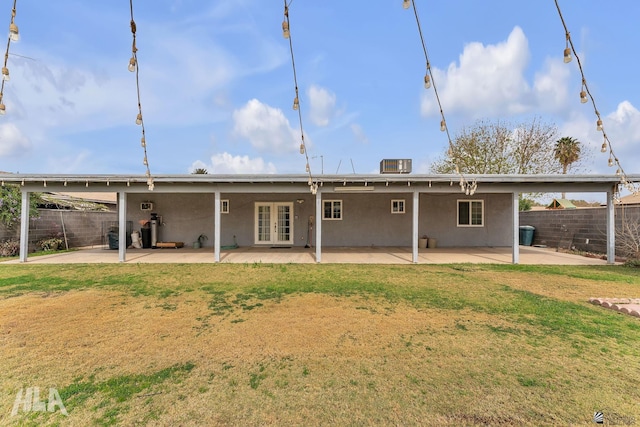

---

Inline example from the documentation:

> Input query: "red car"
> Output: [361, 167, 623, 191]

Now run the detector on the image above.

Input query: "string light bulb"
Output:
[128, 57, 136, 72]
[305, 163, 309, 173]
[423, 73, 431, 89]
[440, 119, 446, 132]
[596, 119, 603, 132]
[140, 136, 146, 148]
[579, 90, 587, 104]
[563, 33, 571, 63]
[608, 157, 614, 167]
[9, 22, 18, 42]
[600, 141, 607, 153]
[136, 113, 142, 125]
[293, 96, 299, 111]
[403, 0, 411, 9]
[0, 103, 5, 115]
[282, 4, 290, 39]
[2, 67, 9, 81]
[299, 143, 304, 155]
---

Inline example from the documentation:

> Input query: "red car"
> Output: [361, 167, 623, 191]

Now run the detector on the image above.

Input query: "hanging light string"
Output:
[282, 0, 317, 194]
[404, 0, 476, 195]
[0, 0, 19, 115]
[554, 0, 638, 196]
[129, 0, 153, 191]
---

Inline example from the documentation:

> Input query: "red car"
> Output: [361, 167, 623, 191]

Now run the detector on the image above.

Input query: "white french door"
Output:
[254, 202, 293, 245]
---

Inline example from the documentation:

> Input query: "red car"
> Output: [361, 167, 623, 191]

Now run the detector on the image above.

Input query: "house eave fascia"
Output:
[1, 173, 637, 193]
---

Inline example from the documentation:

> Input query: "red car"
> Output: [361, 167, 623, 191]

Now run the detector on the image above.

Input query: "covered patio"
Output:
[4, 172, 637, 265]
[4, 245, 611, 265]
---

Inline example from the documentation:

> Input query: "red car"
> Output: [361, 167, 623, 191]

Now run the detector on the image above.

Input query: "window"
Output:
[221, 199, 229, 214]
[391, 199, 405, 214]
[323, 200, 342, 220]
[457, 200, 484, 227]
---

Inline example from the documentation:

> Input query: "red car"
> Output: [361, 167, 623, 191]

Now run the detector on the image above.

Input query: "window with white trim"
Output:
[391, 199, 405, 214]
[323, 200, 342, 220]
[221, 199, 229, 214]
[457, 200, 484, 227]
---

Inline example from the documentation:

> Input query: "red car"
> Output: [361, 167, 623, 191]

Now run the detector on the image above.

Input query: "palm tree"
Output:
[192, 168, 208, 174]
[554, 136, 581, 198]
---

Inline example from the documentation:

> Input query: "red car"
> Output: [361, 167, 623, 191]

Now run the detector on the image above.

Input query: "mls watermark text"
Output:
[11, 387, 68, 417]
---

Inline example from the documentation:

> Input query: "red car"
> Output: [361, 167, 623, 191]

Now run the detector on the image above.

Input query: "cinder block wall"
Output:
[0, 209, 117, 252]
[519, 206, 640, 254]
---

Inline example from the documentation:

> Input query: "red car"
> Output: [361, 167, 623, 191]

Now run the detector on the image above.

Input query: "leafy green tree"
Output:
[430, 118, 560, 174]
[0, 184, 40, 228]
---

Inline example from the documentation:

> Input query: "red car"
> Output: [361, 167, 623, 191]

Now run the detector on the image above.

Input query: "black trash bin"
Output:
[519, 225, 535, 246]
[107, 230, 119, 250]
[141, 228, 151, 248]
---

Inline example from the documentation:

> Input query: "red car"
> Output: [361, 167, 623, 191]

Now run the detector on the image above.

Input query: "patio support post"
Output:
[606, 187, 615, 264]
[315, 189, 322, 263]
[118, 191, 127, 263]
[412, 190, 419, 263]
[512, 192, 519, 264]
[19, 190, 29, 262]
[214, 190, 221, 262]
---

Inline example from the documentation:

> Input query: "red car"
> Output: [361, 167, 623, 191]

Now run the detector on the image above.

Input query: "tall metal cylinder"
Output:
[150, 213, 158, 248]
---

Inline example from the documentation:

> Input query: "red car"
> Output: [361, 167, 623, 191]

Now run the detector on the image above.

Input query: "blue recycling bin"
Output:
[519, 225, 535, 246]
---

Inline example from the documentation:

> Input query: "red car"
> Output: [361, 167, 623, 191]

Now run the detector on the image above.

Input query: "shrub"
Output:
[37, 233, 65, 251]
[0, 239, 19, 257]
[623, 258, 640, 268]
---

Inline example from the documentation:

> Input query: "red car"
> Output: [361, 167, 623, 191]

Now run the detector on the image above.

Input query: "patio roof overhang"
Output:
[1, 172, 637, 194]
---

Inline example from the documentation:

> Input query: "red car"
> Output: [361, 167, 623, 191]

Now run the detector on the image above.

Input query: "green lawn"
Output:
[0, 263, 638, 426]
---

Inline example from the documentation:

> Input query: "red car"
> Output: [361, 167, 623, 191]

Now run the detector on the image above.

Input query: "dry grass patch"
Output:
[0, 264, 639, 425]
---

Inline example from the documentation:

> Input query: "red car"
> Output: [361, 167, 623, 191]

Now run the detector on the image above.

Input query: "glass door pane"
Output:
[257, 204, 271, 242]
[277, 204, 291, 243]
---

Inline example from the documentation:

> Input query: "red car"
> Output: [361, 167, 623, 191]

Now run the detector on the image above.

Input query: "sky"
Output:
[1, 0, 639, 198]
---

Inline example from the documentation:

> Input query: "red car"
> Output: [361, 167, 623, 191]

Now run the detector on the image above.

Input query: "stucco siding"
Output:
[419, 193, 513, 247]
[127, 193, 215, 247]
[320, 193, 413, 246]
[124, 192, 514, 248]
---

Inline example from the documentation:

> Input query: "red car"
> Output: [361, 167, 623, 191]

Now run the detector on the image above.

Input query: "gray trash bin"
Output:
[519, 225, 535, 246]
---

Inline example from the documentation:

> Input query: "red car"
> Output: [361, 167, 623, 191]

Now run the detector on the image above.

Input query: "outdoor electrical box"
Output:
[380, 159, 412, 174]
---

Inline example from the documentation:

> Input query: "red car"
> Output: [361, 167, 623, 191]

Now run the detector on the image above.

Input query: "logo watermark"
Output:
[11, 387, 68, 417]
[594, 410, 636, 425]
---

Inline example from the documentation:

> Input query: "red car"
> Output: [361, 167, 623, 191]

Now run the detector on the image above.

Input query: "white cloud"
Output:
[607, 101, 640, 141]
[422, 26, 532, 118]
[532, 59, 571, 114]
[308, 85, 337, 127]
[0, 123, 32, 157]
[559, 101, 640, 174]
[232, 99, 299, 153]
[191, 152, 277, 174]
[350, 123, 368, 144]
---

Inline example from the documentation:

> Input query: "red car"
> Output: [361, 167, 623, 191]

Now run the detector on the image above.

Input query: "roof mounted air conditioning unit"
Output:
[380, 159, 412, 174]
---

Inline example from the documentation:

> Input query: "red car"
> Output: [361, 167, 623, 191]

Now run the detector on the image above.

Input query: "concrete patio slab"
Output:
[3, 245, 612, 265]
